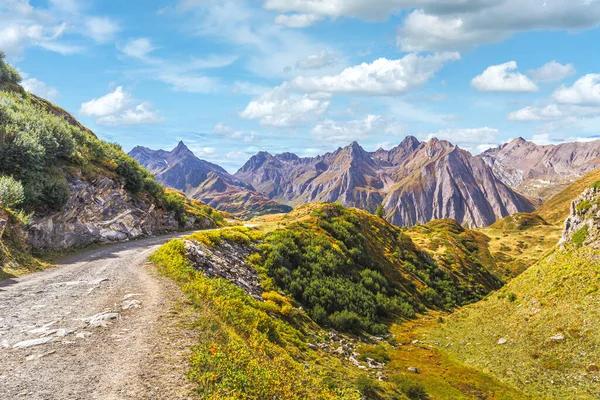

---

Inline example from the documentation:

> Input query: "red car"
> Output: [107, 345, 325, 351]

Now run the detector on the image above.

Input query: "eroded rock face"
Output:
[184, 238, 263, 300]
[27, 177, 215, 250]
[0, 209, 8, 240]
[560, 186, 600, 248]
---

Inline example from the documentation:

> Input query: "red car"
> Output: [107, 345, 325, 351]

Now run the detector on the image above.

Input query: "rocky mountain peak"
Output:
[560, 184, 600, 248]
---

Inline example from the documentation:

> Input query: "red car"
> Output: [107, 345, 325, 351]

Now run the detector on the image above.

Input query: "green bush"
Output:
[41, 174, 70, 209]
[576, 200, 592, 214]
[375, 204, 385, 218]
[572, 226, 589, 246]
[356, 374, 382, 399]
[0, 175, 24, 208]
[0, 52, 21, 84]
[391, 375, 428, 400]
[591, 180, 600, 190]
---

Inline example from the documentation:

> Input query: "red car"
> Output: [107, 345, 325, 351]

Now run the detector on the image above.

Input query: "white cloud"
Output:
[552, 74, 600, 105]
[292, 53, 460, 96]
[119, 38, 156, 60]
[79, 86, 163, 126]
[212, 123, 257, 142]
[21, 77, 59, 100]
[528, 61, 576, 83]
[240, 83, 331, 127]
[471, 61, 539, 93]
[119, 38, 229, 93]
[232, 81, 271, 95]
[275, 13, 322, 28]
[397, 10, 500, 52]
[84, 17, 120, 44]
[508, 104, 563, 121]
[311, 115, 406, 144]
[423, 127, 500, 153]
[530, 133, 600, 146]
[295, 50, 339, 70]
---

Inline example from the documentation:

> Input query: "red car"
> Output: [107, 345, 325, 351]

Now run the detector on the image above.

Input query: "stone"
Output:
[121, 300, 142, 310]
[498, 338, 508, 345]
[307, 343, 318, 350]
[13, 337, 54, 349]
[408, 366, 419, 373]
[549, 334, 565, 341]
[85, 311, 120, 328]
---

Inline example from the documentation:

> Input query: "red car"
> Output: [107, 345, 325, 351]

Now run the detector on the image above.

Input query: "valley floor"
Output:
[0, 232, 203, 400]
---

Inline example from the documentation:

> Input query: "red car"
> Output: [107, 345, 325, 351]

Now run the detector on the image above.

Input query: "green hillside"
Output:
[151, 203, 510, 398]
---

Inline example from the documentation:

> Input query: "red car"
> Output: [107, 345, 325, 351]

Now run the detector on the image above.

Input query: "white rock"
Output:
[121, 300, 142, 310]
[549, 334, 565, 341]
[13, 337, 54, 349]
[88, 278, 109, 285]
[498, 338, 508, 345]
[84, 312, 120, 328]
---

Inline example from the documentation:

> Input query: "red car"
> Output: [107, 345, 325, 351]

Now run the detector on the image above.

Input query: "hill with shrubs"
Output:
[0, 54, 227, 275]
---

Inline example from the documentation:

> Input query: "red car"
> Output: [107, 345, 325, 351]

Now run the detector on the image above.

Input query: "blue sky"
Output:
[3, 0, 600, 172]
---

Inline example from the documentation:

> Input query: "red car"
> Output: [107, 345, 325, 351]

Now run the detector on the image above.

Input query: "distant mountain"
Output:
[478, 137, 600, 202]
[129, 142, 291, 219]
[235, 137, 535, 228]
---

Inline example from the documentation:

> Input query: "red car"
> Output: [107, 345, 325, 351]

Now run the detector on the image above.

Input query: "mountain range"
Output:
[130, 136, 600, 228]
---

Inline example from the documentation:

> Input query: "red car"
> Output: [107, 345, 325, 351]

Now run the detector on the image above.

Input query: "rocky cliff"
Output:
[27, 176, 217, 250]
[235, 137, 534, 228]
[478, 137, 600, 202]
[560, 183, 600, 248]
[130, 142, 291, 219]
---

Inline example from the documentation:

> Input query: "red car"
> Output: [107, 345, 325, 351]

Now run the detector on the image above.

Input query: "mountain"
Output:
[129, 143, 292, 219]
[235, 137, 535, 228]
[478, 137, 600, 202]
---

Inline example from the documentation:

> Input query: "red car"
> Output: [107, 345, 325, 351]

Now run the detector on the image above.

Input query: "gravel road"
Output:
[0, 232, 203, 399]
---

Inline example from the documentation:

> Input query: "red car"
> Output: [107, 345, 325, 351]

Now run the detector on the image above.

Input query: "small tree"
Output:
[375, 204, 385, 218]
[0, 51, 22, 84]
[0, 175, 25, 208]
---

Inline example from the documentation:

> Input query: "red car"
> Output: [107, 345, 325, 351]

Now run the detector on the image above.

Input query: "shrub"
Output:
[576, 200, 592, 214]
[507, 292, 517, 302]
[572, 226, 589, 246]
[391, 375, 428, 400]
[375, 204, 385, 218]
[0, 175, 24, 208]
[41, 174, 70, 209]
[591, 180, 600, 190]
[0, 52, 21, 84]
[356, 374, 382, 399]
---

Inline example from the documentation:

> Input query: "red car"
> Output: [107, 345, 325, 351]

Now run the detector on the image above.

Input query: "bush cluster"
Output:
[0, 52, 21, 85]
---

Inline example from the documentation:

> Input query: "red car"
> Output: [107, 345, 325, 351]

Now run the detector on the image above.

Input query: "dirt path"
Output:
[0, 232, 203, 399]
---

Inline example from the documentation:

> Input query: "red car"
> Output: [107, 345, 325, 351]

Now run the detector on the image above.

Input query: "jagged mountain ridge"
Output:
[129, 142, 292, 219]
[477, 137, 600, 202]
[235, 137, 535, 227]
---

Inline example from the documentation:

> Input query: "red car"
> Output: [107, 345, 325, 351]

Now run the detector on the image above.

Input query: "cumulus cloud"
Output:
[295, 50, 339, 70]
[21, 77, 59, 100]
[311, 115, 406, 144]
[240, 83, 331, 127]
[552, 74, 600, 105]
[119, 38, 156, 60]
[528, 61, 576, 83]
[79, 86, 163, 126]
[471, 61, 539, 93]
[507, 104, 563, 121]
[292, 53, 460, 95]
[84, 17, 121, 44]
[275, 13, 322, 28]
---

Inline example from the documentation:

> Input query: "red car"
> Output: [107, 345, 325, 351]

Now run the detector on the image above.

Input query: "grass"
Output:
[536, 169, 600, 225]
[478, 214, 562, 279]
[425, 246, 600, 399]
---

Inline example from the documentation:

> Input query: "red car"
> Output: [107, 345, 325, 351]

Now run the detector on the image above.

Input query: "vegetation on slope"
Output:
[536, 168, 600, 225]
[478, 213, 562, 279]
[426, 246, 600, 399]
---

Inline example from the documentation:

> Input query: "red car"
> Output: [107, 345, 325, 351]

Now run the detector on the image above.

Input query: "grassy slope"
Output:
[478, 213, 562, 279]
[425, 246, 600, 399]
[536, 168, 600, 225]
[151, 204, 526, 399]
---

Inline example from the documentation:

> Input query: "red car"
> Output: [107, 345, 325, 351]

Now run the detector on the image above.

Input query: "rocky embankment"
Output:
[560, 185, 600, 248]
[28, 177, 216, 250]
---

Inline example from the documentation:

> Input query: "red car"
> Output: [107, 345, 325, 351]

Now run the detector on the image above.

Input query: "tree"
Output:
[0, 51, 22, 84]
[0, 175, 24, 208]
[375, 204, 385, 219]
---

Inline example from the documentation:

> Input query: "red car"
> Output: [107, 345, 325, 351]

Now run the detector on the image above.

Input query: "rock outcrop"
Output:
[235, 137, 535, 228]
[28, 176, 215, 250]
[184, 238, 262, 300]
[560, 185, 600, 248]
[478, 137, 600, 202]
[129, 142, 291, 219]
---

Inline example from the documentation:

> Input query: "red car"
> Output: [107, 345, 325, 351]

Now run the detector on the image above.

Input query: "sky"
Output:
[3, 0, 600, 172]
